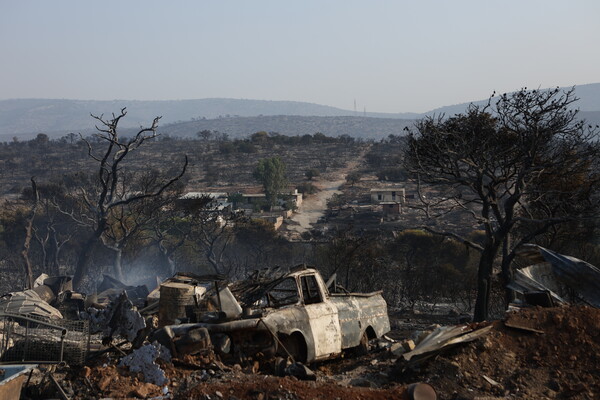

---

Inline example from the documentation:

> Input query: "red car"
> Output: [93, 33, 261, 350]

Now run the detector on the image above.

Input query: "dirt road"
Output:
[287, 150, 367, 233]
[287, 179, 344, 233]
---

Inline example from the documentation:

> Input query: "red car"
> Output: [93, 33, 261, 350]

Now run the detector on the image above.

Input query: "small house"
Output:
[241, 193, 267, 205]
[255, 215, 284, 230]
[370, 188, 405, 204]
[283, 189, 303, 208]
[241, 190, 303, 209]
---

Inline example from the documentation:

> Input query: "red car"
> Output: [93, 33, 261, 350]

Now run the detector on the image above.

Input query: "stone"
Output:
[349, 377, 372, 387]
[97, 376, 112, 392]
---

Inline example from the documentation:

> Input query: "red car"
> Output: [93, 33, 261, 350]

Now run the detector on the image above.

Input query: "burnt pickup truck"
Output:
[152, 266, 390, 363]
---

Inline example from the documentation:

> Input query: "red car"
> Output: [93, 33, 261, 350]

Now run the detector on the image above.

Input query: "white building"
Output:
[370, 188, 405, 204]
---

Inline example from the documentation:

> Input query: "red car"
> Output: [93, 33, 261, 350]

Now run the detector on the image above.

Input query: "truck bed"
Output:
[328, 292, 390, 349]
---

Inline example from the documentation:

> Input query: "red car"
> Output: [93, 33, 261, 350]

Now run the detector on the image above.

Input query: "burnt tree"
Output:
[405, 87, 600, 321]
[21, 177, 38, 289]
[64, 109, 187, 290]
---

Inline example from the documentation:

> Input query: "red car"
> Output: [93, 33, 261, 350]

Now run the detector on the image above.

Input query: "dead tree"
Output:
[405, 88, 600, 321]
[61, 109, 187, 290]
[101, 171, 183, 281]
[32, 186, 74, 276]
[147, 196, 204, 276]
[21, 177, 38, 289]
[144, 195, 239, 277]
[195, 210, 236, 275]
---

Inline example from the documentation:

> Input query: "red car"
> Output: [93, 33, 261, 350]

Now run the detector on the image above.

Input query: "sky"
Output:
[1, 0, 599, 113]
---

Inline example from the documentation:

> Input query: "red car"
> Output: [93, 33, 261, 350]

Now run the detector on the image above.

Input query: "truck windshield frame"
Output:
[300, 274, 323, 305]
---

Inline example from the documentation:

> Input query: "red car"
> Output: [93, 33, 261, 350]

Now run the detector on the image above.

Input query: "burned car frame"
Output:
[152, 266, 390, 364]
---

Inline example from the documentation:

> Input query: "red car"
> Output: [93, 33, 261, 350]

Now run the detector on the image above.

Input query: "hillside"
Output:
[156, 115, 414, 139]
[424, 82, 600, 116]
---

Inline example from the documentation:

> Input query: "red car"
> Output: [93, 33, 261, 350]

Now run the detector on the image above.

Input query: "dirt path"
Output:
[287, 149, 367, 233]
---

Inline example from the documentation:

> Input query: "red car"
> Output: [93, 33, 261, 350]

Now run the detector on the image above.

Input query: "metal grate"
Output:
[0, 313, 89, 365]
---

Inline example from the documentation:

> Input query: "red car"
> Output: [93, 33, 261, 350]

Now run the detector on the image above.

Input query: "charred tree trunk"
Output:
[113, 247, 124, 282]
[50, 227, 64, 276]
[156, 236, 184, 276]
[21, 178, 39, 290]
[73, 220, 106, 290]
[473, 246, 498, 322]
[500, 236, 517, 309]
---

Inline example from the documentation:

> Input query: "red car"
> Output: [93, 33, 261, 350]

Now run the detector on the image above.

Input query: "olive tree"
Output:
[405, 88, 600, 321]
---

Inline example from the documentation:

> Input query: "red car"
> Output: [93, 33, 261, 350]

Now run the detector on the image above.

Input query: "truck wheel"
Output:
[279, 333, 307, 364]
[356, 330, 371, 356]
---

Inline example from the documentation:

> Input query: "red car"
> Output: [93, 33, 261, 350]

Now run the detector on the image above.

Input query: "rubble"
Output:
[391, 305, 600, 399]
[513, 244, 600, 307]
[119, 342, 172, 386]
[4, 301, 599, 399]
[390, 339, 415, 356]
[398, 324, 493, 370]
[2, 251, 600, 399]
[0, 289, 63, 319]
[283, 362, 316, 381]
[84, 291, 146, 343]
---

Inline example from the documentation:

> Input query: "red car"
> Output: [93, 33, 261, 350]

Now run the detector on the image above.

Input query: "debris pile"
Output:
[1, 245, 599, 399]
[394, 305, 600, 399]
[119, 342, 172, 386]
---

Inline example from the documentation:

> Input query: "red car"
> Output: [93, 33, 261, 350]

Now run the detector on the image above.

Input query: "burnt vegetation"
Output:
[1, 88, 599, 320]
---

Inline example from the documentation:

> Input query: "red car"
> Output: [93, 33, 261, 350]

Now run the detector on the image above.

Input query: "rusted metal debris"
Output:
[513, 244, 600, 307]
[398, 325, 493, 369]
[0, 290, 63, 320]
[503, 320, 545, 334]
[0, 364, 38, 400]
[0, 313, 89, 365]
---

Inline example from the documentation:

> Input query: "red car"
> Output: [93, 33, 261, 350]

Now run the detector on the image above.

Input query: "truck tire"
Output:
[356, 330, 371, 356]
[279, 333, 307, 364]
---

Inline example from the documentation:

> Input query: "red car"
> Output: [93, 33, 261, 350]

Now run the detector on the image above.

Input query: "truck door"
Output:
[300, 274, 342, 359]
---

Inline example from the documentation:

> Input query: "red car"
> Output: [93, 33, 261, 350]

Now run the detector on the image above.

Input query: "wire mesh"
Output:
[0, 313, 89, 365]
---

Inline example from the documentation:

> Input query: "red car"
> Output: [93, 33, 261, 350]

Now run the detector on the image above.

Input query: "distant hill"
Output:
[0, 98, 416, 140]
[423, 83, 600, 117]
[155, 115, 415, 139]
[1, 83, 598, 140]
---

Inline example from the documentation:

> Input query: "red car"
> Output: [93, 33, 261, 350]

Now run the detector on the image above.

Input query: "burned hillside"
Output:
[1, 89, 599, 400]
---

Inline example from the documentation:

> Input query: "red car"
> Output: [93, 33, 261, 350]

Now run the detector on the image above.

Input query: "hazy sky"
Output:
[1, 1, 599, 113]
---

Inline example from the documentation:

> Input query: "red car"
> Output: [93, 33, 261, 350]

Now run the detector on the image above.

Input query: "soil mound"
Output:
[396, 305, 600, 399]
